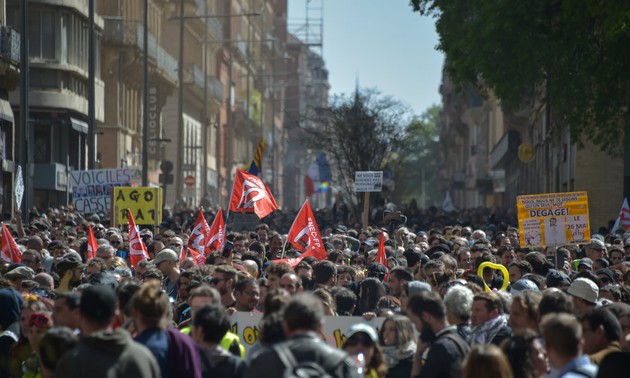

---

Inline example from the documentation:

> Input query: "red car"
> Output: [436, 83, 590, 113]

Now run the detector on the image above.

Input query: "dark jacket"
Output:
[245, 332, 360, 378]
[199, 345, 245, 378]
[56, 328, 161, 378]
[417, 326, 469, 378]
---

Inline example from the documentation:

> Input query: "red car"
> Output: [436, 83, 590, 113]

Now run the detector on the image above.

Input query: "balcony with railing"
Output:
[191, 65, 223, 102]
[102, 18, 178, 84]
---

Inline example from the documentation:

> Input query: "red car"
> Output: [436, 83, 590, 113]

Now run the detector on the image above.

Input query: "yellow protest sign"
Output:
[517, 191, 590, 248]
[112, 187, 162, 226]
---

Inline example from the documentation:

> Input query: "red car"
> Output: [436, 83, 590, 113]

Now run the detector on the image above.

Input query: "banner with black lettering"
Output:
[229, 312, 385, 352]
[517, 191, 590, 247]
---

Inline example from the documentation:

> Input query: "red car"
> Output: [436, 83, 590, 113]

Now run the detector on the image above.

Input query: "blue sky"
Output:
[288, 0, 444, 117]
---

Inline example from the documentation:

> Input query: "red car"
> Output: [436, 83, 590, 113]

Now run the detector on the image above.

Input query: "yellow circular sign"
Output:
[518, 143, 534, 163]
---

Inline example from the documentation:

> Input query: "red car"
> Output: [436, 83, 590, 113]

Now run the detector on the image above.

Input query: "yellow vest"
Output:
[180, 327, 245, 358]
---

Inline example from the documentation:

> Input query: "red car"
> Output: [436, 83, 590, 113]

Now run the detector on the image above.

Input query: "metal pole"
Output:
[19, 0, 29, 222]
[226, 53, 233, 204]
[88, 0, 95, 169]
[201, 2, 208, 200]
[142, 0, 149, 186]
[175, 0, 185, 204]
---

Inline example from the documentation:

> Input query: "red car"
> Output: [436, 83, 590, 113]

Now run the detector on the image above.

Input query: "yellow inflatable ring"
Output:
[476, 262, 510, 292]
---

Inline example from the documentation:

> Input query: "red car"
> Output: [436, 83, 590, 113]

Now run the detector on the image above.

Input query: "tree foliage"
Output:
[411, 0, 630, 154]
[391, 104, 441, 207]
[301, 88, 408, 217]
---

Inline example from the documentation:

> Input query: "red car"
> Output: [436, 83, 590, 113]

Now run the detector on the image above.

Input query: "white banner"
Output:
[229, 312, 385, 352]
[69, 168, 141, 214]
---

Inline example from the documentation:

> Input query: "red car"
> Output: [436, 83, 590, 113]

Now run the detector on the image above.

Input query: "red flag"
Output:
[229, 169, 278, 219]
[1, 223, 21, 263]
[87, 225, 99, 260]
[612, 198, 630, 233]
[127, 209, 149, 269]
[206, 209, 225, 254]
[287, 200, 326, 261]
[187, 209, 210, 255]
[185, 246, 205, 266]
[376, 233, 389, 282]
[273, 257, 304, 268]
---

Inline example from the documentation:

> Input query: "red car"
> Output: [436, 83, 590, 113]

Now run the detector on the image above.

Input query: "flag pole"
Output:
[224, 171, 237, 230]
[281, 200, 306, 259]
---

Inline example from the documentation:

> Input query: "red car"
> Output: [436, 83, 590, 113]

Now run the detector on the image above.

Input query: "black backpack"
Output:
[272, 343, 350, 378]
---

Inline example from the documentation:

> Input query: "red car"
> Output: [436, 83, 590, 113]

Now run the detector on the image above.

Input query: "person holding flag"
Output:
[127, 209, 151, 270]
[206, 208, 225, 254]
[229, 169, 278, 220]
[1, 223, 22, 263]
[274, 200, 327, 268]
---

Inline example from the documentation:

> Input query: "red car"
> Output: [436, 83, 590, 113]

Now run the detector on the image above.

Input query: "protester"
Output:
[540, 312, 598, 378]
[246, 293, 358, 378]
[378, 315, 416, 378]
[55, 285, 161, 377]
[462, 344, 514, 378]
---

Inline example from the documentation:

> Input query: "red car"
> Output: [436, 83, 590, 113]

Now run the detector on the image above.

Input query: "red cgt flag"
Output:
[1, 223, 21, 263]
[184, 246, 205, 266]
[287, 200, 326, 261]
[87, 225, 99, 260]
[206, 208, 225, 254]
[187, 208, 210, 255]
[229, 169, 278, 219]
[127, 209, 149, 269]
[376, 232, 389, 282]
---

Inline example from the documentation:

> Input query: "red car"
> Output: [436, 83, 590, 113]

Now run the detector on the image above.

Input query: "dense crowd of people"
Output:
[0, 202, 629, 378]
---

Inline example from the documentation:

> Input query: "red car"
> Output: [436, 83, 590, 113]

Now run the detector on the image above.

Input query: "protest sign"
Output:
[517, 191, 590, 247]
[69, 168, 140, 214]
[228, 312, 384, 352]
[112, 187, 162, 226]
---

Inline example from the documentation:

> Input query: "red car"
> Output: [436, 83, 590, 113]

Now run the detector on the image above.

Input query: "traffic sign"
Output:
[184, 175, 196, 187]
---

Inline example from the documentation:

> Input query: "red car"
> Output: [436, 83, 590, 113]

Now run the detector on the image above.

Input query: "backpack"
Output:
[272, 342, 349, 378]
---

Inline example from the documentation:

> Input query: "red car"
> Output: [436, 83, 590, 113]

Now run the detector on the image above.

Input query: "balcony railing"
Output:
[102, 18, 178, 83]
[192, 65, 223, 101]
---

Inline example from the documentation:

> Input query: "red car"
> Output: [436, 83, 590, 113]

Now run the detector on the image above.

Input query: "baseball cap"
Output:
[139, 229, 153, 238]
[510, 278, 540, 294]
[152, 248, 179, 265]
[367, 262, 387, 281]
[361, 239, 377, 248]
[545, 269, 572, 288]
[578, 258, 593, 269]
[335, 225, 348, 234]
[4, 266, 35, 280]
[57, 252, 85, 272]
[79, 285, 117, 323]
[346, 323, 378, 344]
[567, 277, 599, 304]
[596, 268, 616, 284]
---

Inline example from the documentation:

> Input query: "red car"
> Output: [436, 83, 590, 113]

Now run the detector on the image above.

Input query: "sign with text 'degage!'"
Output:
[517, 192, 590, 248]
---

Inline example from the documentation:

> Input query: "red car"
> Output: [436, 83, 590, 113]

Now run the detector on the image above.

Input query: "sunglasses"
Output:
[345, 334, 374, 347]
[110, 241, 121, 245]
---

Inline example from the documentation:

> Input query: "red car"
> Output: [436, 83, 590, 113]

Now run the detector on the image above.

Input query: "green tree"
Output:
[391, 104, 441, 207]
[410, 0, 630, 154]
[301, 87, 409, 221]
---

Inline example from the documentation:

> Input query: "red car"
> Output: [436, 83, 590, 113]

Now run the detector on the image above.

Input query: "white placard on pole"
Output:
[355, 171, 383, 192]
[14, 165, 24, 208]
